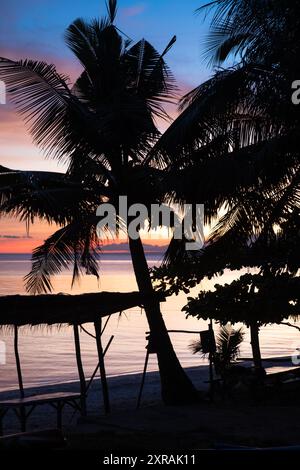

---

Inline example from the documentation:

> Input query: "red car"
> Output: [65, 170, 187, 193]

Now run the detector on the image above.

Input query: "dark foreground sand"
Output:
[1, 364, 300, 450]
[0, 366, 207, 435]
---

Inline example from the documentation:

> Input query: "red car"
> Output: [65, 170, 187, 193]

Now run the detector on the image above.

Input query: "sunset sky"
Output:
[0, 0, 211, 253]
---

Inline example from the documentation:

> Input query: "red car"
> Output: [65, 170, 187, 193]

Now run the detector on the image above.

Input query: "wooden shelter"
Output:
[0, 291, 151, 327]
[0, 291, 163, 432]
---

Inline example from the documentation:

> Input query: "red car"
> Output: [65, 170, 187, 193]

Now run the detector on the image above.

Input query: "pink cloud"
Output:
[0, 45, 82, 85]
[0, 106, 64, 172]
[121, 4, 146, 18]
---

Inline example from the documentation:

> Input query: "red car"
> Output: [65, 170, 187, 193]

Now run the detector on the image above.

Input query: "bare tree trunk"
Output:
[14, 325, 24, 399]
[14, 325, 26, 431]
[94, 319, 111, 414]
[129, 236, 199, 405]
[73, 325, 87, 416]
[250, 321, 262, 371]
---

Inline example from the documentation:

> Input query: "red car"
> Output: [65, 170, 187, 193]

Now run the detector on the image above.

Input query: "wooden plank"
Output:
[0, 392, 81, 407]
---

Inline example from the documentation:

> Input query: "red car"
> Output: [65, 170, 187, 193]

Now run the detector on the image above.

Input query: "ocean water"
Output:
[0, 253, 299, 392]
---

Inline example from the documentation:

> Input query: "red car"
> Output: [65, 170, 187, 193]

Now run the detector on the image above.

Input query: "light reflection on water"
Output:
[0, 253, 299, 391]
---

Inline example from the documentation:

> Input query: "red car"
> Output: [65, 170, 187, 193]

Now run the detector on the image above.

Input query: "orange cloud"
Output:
[0, 215, 170, 254]
[0, 216, 54, 253]
[0, 237, 42, 253]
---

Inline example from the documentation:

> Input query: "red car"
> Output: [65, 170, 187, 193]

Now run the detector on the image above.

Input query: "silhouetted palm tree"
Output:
[190, 324, 244, 378]
[0, 1, 198, 404]
[152, 0, 300, 287]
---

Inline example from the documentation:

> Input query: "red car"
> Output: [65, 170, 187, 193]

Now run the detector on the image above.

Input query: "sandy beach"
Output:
[0, 366, 207, 435]
[2, 360, 300, 450]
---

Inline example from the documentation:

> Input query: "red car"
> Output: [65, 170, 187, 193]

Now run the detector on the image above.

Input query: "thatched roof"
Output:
[0, 291, 161, 327]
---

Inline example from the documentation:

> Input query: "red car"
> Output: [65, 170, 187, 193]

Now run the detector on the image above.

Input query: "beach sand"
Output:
[1, 362, 300, 449]
[0, 366, 208, 436]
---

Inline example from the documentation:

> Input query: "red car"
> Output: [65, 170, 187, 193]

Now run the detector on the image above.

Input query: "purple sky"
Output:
[0, 0, 212, 171]
[0, 0, 213, 249]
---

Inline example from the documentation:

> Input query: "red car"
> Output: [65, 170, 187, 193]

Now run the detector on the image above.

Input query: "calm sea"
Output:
[0, 253, 299, 392]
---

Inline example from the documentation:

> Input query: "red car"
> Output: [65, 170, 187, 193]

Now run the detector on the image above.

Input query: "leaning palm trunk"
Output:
[129, 236, 198, 404]
[0, 1, 199, 407]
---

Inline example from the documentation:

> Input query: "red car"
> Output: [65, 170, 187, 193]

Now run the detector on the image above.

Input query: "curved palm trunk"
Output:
[129, 236, 199, 405]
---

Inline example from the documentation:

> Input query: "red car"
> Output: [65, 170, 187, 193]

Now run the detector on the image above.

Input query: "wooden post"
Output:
[94, 319, 110, 414]
[86, 335, 114, 394]
[73, 324, 87, 416]
[14, 325, 24, 399]
[14, 325, 26, 431]
[209, 320, 214, 402]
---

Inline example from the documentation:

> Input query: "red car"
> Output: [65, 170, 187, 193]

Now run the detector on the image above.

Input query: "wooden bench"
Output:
[0, 392, 82, 435]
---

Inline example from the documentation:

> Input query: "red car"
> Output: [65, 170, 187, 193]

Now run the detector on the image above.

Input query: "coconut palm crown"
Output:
[0, 0, 199, 404]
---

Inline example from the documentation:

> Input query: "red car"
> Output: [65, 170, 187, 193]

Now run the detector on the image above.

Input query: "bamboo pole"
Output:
[14, 325, 26, 432]
[73, 324, 87, 416]
[94, 319, 110, 414]
[86, 335, 114, 393]
[14, 325, 24, 399]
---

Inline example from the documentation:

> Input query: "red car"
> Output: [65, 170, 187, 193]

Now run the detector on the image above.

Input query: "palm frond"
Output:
[64, 18, 102, 71]
[189, 324, 244, 366]
[125, 38, 177, 122]
[0, 58, 99, 160]
[216, 324, 245, 363]
[106, 0, 117, 24]
[197, 0, 280, 65]
[24, 219, 100, 295]
[0, 167, 108, 228]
